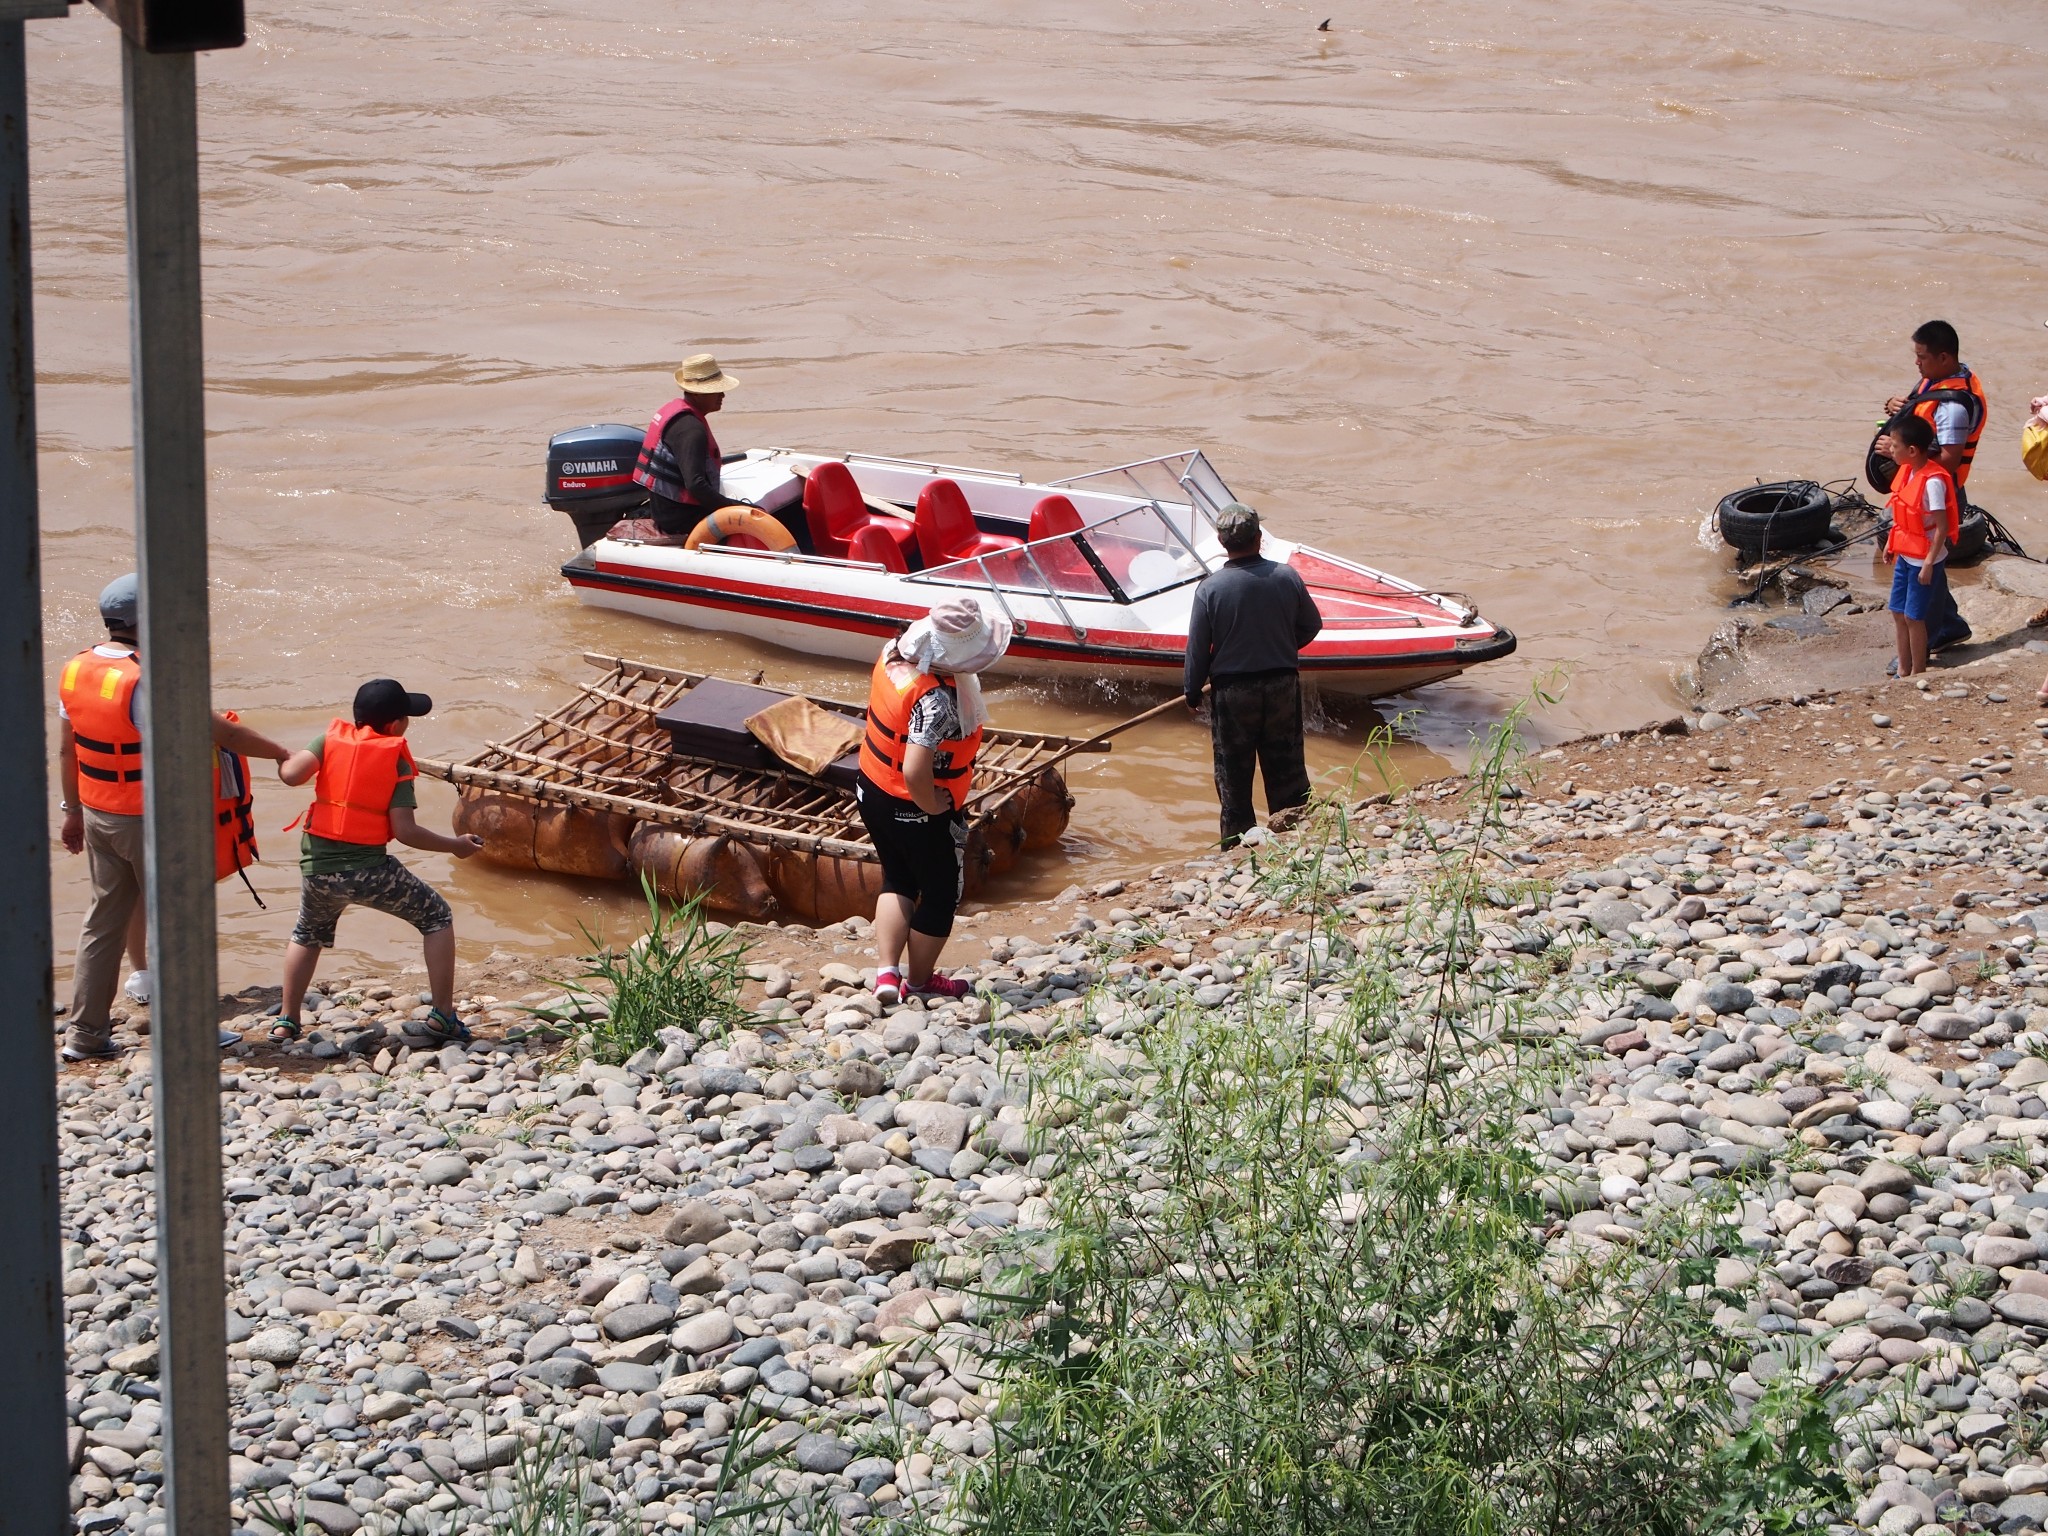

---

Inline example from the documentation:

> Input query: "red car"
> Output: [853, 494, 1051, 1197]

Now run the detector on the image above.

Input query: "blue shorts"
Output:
[1889, 557, 1942, 622]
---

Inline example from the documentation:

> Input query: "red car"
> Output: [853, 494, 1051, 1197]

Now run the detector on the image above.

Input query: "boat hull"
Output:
[563, 557, 1514, 699]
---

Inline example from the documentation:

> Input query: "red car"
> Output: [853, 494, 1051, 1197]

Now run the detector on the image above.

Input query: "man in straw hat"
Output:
[855, 596, 1012, 1006]
[630, 351, 747, 540]
[1185, 503, 1323, 847]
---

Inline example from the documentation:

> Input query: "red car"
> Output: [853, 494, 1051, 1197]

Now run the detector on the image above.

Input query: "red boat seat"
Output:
[914, 478, 1022, 567]
[845, 523, 909, 574]
[1023, 493, 1100, 589]
[1026, 494, 1085, 543]
[803, 461, 916, 562]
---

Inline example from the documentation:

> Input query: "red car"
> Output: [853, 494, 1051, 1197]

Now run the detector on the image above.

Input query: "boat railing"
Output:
[840, 450, 1027, 485]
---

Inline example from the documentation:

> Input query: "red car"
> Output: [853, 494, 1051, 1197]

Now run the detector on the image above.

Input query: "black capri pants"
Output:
[856, 772, 967, 938]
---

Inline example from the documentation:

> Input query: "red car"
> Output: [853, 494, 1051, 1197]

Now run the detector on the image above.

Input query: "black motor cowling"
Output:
[547, 423, 648, 545]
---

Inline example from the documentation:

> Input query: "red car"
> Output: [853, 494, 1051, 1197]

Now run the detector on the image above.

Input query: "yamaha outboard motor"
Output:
[547, 424, 649, 547]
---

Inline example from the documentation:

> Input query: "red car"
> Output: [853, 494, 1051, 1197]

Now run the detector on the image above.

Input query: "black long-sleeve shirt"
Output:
[1184, 554, 1324, 703]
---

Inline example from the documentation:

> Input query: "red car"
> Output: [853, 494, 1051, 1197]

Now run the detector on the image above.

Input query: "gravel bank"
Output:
[58, 649, 2048, 1534]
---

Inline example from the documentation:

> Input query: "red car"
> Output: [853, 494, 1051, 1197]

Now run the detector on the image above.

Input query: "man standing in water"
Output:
[631, 351, 744, 540]
[1882, 320, 1986, 653]
[1184, 503, 1324, 847]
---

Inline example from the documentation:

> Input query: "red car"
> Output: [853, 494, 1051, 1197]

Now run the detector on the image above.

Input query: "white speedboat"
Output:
[545, 433, 1515, 699]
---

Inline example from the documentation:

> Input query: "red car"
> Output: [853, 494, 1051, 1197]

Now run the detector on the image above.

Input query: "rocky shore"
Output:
[58, 647, 2048, 1535]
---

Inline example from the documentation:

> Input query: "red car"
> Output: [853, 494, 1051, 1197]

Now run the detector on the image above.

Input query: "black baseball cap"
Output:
[353, 678, 433, 726]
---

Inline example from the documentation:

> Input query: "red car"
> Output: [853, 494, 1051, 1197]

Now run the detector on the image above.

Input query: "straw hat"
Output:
[674, 352, 739, 393]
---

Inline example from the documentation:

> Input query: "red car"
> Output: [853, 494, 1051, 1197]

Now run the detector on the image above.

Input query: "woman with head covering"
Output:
[855, 596, 1012, 1004]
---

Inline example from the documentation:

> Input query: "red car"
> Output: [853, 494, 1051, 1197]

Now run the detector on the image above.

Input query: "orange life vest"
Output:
[857, 654, 981, 805]
[1908, 366, 1988, 486]
[213, 712, 259, 885]
[305, 720, 415, 845]
[1886, 459, 1959, 562]
[60, 647, 144, 815]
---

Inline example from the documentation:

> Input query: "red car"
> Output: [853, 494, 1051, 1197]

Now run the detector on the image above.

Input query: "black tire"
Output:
[1949, 503, 1989, 566]
[1866, 428, 1898, 495]
[1716, 481, 1833, 560]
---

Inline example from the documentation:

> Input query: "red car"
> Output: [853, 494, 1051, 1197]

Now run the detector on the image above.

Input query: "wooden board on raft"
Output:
[427, 656, 1088, 926]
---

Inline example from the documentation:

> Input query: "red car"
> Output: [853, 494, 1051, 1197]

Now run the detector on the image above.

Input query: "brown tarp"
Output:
[745, 694, 864, 778]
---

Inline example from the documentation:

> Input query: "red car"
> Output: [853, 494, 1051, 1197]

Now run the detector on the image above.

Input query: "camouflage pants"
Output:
[1209, 671, 1311, 846]
[292, 856, 451, 949]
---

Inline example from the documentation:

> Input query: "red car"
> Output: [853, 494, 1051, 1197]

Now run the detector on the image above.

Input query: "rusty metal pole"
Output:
[122, 33, 230, 1534]
[0, 4, 77, 1529]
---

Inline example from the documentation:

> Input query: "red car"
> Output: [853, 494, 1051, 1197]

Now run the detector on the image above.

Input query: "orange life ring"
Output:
[683, 505, 797, 553]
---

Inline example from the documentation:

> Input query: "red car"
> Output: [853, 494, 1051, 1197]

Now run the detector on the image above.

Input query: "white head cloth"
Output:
[891, 596, 1012, 735]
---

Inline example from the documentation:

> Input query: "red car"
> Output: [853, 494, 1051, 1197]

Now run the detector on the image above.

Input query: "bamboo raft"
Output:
[415, 653, 1093, 925]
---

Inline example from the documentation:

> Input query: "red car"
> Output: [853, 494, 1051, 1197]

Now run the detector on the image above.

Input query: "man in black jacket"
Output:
[1184, 503, 1324, 846]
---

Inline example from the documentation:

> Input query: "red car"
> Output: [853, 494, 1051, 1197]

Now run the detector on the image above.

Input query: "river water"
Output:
[26, 0, 2048, 987]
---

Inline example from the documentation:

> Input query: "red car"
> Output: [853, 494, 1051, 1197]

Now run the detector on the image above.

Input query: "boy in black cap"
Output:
[271, 679, 482, 1043]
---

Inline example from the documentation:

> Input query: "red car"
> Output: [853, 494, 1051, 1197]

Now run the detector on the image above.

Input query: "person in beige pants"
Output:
[57, 574, 291, 1060]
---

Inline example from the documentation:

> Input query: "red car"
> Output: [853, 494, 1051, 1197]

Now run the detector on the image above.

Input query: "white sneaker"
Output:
[123, 969, 152, 1004]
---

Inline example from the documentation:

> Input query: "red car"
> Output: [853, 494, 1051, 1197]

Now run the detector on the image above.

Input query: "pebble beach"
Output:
[56, 648, 2048, 1535]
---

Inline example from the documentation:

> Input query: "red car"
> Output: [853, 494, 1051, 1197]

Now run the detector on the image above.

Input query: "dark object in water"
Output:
[1715, 481, 1833, 560]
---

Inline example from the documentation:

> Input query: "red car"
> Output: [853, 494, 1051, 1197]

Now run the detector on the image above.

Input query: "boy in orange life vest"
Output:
[1881, 414, 1955, 680]
[272, 679, 482, 1043]
[57, 573, 294, 1061]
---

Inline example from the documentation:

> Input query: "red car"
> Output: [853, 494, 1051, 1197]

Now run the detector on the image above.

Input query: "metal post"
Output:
[123, 35, 229, 1534]
[0, 4, 73, 1530]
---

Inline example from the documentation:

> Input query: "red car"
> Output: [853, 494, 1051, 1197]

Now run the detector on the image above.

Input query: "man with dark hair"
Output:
[1184, 504, 1324, 846]
[271, 678, 482, 1044]
[1882, 320, 1986, 653]
[56, 572, 293, 1059]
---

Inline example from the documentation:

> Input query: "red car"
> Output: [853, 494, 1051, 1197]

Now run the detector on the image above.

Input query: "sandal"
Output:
[419, 1008, 472, 1044]
[269, 1018, 302, 1042]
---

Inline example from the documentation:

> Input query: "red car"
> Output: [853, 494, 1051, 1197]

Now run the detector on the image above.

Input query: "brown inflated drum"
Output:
[974, 795, 1028, 877]
[534, 803, 635, 882]
[628, 825, 776, 922]
[770, 848, 884, 926]
[453, 791, 541, 870]
[1018, 769, 1075, 849]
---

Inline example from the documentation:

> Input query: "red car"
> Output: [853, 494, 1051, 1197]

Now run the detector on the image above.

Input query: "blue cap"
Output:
[98, 573, 138, 630]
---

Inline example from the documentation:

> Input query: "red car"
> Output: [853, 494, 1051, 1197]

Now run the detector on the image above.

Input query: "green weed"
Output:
[951, 699, 1847, 1536]
[559, 875, 753, 1065]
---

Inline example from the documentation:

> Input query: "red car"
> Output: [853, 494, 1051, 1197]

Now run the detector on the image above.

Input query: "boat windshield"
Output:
[908, 450, 1236, 608]
[1051, 449, 1239, 542]
[911, 501, 1214, 605]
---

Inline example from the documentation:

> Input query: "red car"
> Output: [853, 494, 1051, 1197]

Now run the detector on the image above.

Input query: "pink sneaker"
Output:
[910, 973, 972, 1000]
[874, 967, 903, 1007]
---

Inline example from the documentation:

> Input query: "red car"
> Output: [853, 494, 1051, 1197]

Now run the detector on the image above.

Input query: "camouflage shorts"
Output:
[292, 856, 452, 949]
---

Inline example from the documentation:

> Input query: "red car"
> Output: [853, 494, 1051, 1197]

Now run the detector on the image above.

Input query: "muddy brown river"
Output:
[25, 0, 2048, 987]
